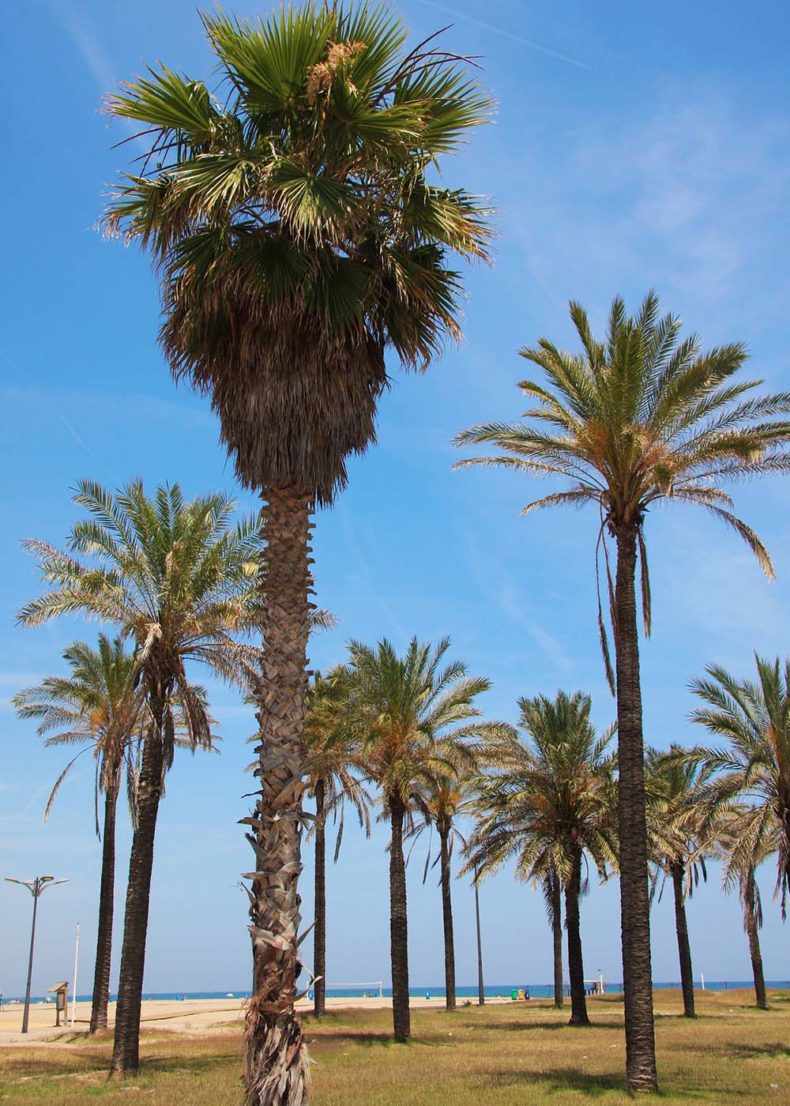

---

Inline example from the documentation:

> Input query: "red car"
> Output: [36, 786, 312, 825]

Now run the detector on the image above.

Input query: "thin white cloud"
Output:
[416, 0, 590, 69]
[504, 91, 790, 322]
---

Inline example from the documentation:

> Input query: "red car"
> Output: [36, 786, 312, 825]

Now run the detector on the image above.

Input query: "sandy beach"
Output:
[0, 993, 513, 1046]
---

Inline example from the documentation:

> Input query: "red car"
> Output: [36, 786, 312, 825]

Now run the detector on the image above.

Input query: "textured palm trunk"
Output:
[551, 870, 564, 1009]
[313, 777, 326, 1018]
[744, 869, 767, 1010]
[565, 845, 589, 1026]
[614, 525, 658, 1092]
[244, 487, 312, 1106]
[110, 716, 165, 1075]
[90, 775, 119, 1033]
[438, 822, 456, 1011]
[670, 863, 695, 1017]
[389, 793, 410, 1041]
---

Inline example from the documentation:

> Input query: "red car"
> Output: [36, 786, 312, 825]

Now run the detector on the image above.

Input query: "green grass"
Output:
[2, 990, 790, 1105]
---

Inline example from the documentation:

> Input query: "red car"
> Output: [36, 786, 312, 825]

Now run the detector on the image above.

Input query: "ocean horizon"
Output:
[4, 980, 789, 1006]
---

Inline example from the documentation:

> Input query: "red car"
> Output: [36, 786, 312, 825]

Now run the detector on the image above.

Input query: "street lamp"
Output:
[5, 876, 68, 1033]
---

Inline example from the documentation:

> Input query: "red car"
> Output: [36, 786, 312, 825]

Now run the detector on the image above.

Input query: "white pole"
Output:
[70, 924, 80, 1027]
[700, 971, 705, 991]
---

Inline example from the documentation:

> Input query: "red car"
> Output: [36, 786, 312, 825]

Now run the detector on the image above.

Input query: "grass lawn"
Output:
[2, 990, 789, 1104]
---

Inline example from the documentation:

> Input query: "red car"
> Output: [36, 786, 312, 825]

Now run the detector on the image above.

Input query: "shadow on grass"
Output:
[462, 1019, 624, 1033]
[482, 1067, 624, 1097]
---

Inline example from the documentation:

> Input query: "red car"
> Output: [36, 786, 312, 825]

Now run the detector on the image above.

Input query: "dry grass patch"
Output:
[1, 990, 789, 1105]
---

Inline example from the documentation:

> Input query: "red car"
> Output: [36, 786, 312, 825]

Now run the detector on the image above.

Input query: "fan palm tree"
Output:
[104, 8, 490, 1098]
[18, 479, 258, 1074]
[344, 636, 505, 1040]
[13, 636, 144, 1034]
[644, 746, 713, 1018]
[713, 807, 777, 1010]
[456, 293, 790, 1090]
[465, 691, 616, 1027]
[303, 669, 370, 1017]
[689, 657, 790, 919]
[543, 866, 565, 1010]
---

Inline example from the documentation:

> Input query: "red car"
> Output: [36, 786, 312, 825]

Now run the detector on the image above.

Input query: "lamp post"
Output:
[5, 876, 68, 1033]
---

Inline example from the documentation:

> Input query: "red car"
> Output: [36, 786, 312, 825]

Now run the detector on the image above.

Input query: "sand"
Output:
[0, 993, 510, 1046]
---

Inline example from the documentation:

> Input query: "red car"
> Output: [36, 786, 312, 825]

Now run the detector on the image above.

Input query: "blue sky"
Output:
[1, 0, 789, 999]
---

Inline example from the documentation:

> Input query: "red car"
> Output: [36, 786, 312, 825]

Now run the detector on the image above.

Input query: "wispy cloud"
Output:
[416, 0, 590, 69]
[504, 91, 790, 324]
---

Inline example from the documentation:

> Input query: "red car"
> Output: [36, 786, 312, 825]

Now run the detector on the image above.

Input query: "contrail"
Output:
[416, 0, 590, 70]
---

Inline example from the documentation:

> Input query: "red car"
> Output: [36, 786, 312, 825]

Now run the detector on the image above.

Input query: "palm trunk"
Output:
[670, 863, 695, 1017]
[744, 869, 767, 1010]
[90, 775, 119, 1033]
[389, 793, 410, 1041]
[551, 870, 564, 1009]
[110, 717, 165, 1075]
[566, 845, 589, 1026]
[474, 874, 485, 1006]
[244, 487, 312, 1106]
[438, 822, 456, 1011]
[614, 524, 658, 1091]
[313, 777, 326, 1018]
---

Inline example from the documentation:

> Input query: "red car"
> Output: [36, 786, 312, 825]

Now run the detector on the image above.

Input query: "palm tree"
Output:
[644, 746, 712, 1018]
[344, 636, 504, 1040]
[456, 293, 790, 1090]
[689, 657, 790, 916]
[13, 636, 144, 1033]
[18, 480, 257, 1074]
[408, 774, 475, 1011]
[713, 807, 776, 1010]
[465, 691, 616, 1027]
[104, 9, 490, 1098]
[543, 866, 565, 1010]
[303, 669, 370, 1017]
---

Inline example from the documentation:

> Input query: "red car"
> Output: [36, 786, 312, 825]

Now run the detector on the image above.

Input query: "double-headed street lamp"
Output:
[5, 875, 68, 1033]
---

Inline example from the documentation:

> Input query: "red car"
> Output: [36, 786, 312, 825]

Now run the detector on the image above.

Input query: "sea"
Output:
[3, 981, 789, 1005]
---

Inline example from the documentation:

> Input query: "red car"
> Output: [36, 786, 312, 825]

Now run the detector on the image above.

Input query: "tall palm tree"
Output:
[456, 293, 790, 1090]
[104, 9, 490, 1098]
[18, 480, 257, 1074]
[408, 774, 475, 1012]
[689, 657, 790, 916]
[713, 807, 776, 1010]
[13, 636, 144, 1034]
[542, 866, 565, 1010]
[644, 746, 712, 1018]
[303, 669, 370, 1017]
[465, 691, 616, 1027]
[344, 636, 504, 1040]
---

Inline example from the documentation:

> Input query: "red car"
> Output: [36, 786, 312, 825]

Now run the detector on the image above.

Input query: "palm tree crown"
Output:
[346, 636, 503, 808]
[456, 292, 790, 674]
[689, 656, 790, 911]
[466, 691, 616, 891]
[105, 4, 491, 501]
[18, 479, 258, 737]
[13, 635, 144, 818]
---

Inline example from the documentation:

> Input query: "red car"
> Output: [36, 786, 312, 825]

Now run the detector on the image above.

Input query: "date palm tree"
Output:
[303, 669, 370, 1017]
[345, 636, 505, 1040]
[456, 293, 790, 1090]
[18, 480, 258, 1074]
[408, 774, 476, 1011]
[13, 636, 144, 1033]
[465, 691, 616, 1027]
[104, 8, 490, 1098]
[713, 807, 777, 1010]
[645, 746, 713, 1018]
[689, 656, 790, 915]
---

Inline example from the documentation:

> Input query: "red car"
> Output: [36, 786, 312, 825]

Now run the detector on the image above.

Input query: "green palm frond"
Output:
[105, 4, 492, 501]
[456, 294, 790, 685]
